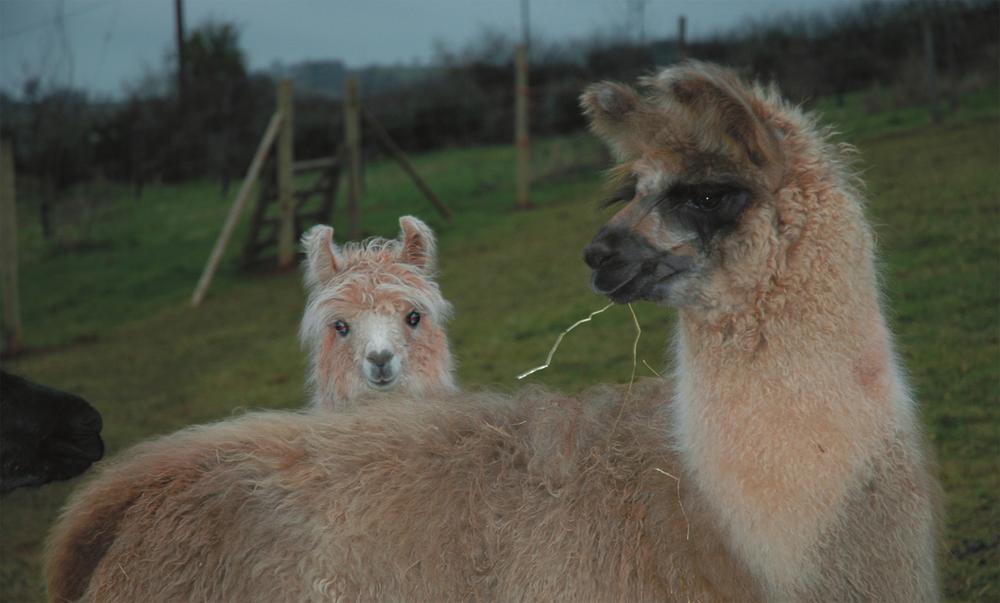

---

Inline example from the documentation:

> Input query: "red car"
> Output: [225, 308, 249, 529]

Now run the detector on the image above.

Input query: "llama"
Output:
[1, 370, 104, 494]
[299, 216, 457, 410]
[46, 62, 939, 602]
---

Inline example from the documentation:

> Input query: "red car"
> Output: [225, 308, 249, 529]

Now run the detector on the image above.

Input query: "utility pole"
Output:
[520, 0, 530, 48]
[677, 15, 687, 61]
[174, 0, 186, 105]
[627, 0, 648, 45]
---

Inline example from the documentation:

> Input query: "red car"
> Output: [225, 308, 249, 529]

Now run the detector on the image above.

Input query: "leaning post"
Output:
[0, 140, 23, 354]
[276, 79, 296, 267]
[344, 75, 363, 240]
[192, 111, 283, 307]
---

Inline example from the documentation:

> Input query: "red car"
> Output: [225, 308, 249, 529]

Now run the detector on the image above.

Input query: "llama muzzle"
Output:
[584, 226, 691, 303]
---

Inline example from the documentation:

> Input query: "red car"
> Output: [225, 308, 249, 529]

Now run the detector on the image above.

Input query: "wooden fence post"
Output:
[922, 15, 942, 124]
[0, 140, 23, 354]
[276, 79, 296, 267]
[344, 75, 363, 240]
[515, 44, 532, 210]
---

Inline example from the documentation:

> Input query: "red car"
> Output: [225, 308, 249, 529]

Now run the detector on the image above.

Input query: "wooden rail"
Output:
[293, 156, 338, 173]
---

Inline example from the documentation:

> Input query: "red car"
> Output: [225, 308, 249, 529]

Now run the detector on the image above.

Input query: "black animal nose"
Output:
[584, 240, 615, 269]
[367, 351, 393, 368]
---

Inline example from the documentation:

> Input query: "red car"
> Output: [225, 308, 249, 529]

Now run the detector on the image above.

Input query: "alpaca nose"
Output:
[367, 350, 393, 369]
[584, 239, 615, 269]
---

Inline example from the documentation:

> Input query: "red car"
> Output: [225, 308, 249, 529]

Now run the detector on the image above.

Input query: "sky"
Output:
[1, 0, 858, 99]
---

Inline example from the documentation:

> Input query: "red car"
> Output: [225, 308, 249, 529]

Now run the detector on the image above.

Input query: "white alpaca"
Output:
[299, 216, 457, 410]
[46, 63, 939, 602]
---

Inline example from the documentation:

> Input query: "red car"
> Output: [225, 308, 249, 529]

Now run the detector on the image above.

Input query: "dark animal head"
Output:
[0, 370, 104, 494]
[581, 62, 789, 309]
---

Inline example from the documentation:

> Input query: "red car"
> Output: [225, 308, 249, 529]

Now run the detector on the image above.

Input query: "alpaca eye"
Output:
[333, 320, 350, 337]
[406, 310, 421, 328]
[689, 194, 721, 212]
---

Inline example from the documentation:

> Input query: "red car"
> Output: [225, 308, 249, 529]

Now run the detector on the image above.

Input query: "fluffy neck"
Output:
[670, 173, 912, 596]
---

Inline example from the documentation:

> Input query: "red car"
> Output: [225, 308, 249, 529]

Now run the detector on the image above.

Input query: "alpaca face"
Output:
[299, 217, 456, 409]
[581, 62, 785, 307]
[327, 301, 423, 391]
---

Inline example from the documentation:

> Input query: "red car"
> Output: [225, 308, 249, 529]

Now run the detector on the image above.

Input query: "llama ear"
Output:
[652, 63, 786, 189]
[398, 216, 436, 271]
[301, 224, 344, 286]
[580, 81, 645, 159]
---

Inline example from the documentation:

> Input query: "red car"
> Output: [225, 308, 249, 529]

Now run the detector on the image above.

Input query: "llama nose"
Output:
[584, 239, 615, 269]
[367, 350, 393, 369]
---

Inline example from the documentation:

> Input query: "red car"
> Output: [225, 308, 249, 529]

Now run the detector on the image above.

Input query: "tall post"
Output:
[520, 0, 531, 47]
[515, 44, 532, 210]
[677, 15, 687, 61]
[276, 79, 296, 267]
[344, 75, 363, 240]
[922, 15, 942, 124]
[942, 8, 958, 111]
[0, 140, 23, 354]
[174, 0, 186, 104]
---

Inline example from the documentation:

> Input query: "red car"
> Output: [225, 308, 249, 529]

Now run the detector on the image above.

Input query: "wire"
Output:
[1, 0, 114, 41]
[91, 0, 123, 87]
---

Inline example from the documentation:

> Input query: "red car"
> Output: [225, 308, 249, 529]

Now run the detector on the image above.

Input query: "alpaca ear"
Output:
[580, 81, 646, 159]
[398, 216, 436, 271]
[301, 224, 344, 286]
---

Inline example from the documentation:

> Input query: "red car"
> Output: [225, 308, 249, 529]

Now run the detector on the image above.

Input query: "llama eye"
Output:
[332, 320, 350, 337]
[688, 193, 721, 212]
[406, 310, 421, 328]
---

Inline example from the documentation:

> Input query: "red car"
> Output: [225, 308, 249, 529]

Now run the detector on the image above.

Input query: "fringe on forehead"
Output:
[598, 77, 864, 205]
[598, 164, 638, 209]
[299, 257, 453, 349]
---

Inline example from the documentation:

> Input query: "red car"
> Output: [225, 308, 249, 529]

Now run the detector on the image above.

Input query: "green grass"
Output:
[2, 89, 997, 601]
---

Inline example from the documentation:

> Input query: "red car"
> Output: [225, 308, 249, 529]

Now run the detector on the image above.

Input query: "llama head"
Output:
[299, 216, 456, 410]
[581, 61, 864, 318]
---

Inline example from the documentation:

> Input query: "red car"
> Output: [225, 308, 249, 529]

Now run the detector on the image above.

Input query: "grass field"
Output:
[2, 87, 997, 601]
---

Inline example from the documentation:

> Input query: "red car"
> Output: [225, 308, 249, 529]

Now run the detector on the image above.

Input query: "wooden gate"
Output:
[240, 151, 342, 268]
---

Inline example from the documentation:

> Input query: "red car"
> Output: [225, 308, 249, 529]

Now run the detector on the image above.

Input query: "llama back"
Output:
[46, 412, 338, 601]
[44, 427, 226, 602]
[46, 383, 760, 601]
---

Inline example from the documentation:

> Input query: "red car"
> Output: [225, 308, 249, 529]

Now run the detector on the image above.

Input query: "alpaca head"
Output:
[581, 62, 861, 318]
[299, 216, 456, 410]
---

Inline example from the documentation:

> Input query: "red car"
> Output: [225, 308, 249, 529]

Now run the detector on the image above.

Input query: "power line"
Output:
[55, 0, 75, 87]
[91, 0, 123, 87]
[0, 0, 114, 41]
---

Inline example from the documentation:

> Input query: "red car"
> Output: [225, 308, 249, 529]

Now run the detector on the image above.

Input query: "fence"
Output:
[191, 77, 451, 307]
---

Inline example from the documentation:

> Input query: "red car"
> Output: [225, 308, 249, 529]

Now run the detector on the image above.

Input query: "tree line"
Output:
[0, 0, 996, 238]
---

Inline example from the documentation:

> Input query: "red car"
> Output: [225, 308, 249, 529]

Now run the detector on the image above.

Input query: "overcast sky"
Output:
[1, 0, 858, 99]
